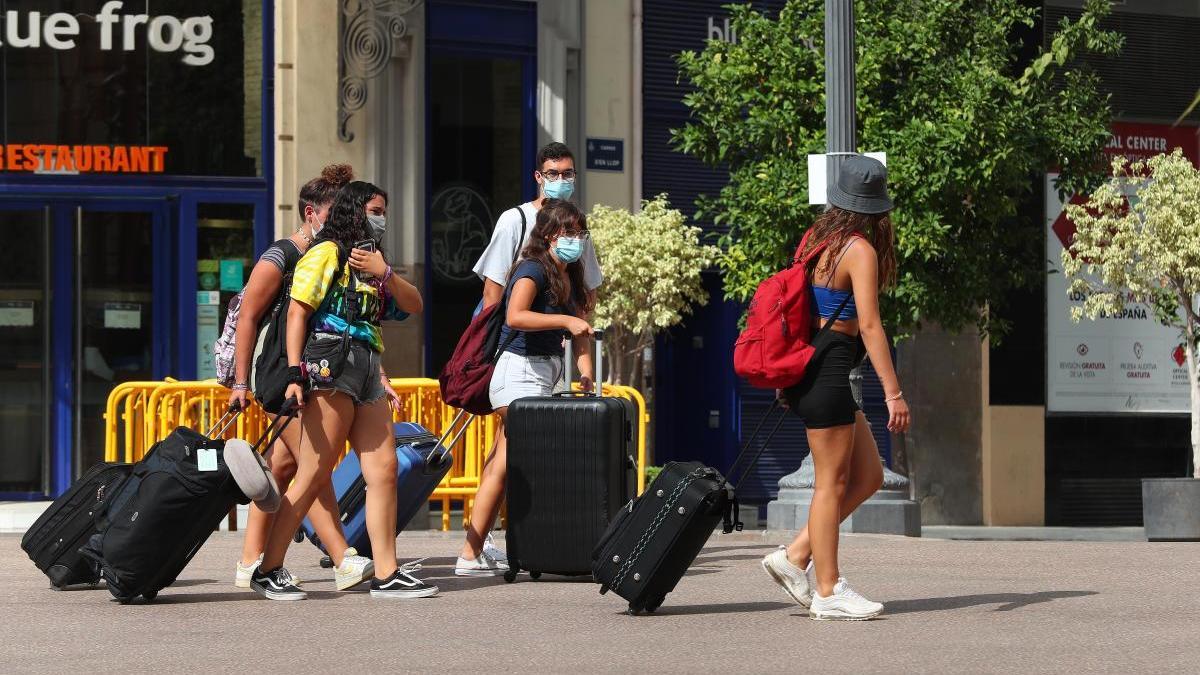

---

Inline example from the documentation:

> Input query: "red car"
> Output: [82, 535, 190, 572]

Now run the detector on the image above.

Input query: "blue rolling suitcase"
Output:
[299, 414, 471, 555]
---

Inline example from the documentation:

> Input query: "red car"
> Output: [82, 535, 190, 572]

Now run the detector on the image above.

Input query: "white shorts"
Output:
[489, 351, 563, 409]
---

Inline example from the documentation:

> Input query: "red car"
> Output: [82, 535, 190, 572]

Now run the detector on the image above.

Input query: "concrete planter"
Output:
[1142, 478, 1200, 541]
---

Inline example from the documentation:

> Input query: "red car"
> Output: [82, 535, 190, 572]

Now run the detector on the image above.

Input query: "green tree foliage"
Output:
[1064, 150, 1200, 475]
[673, 0, 1121, 336]
[590, 195, 718, 385]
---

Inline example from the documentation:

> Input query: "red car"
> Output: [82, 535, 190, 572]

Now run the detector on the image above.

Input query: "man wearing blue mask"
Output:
[472, 142, 603, 312]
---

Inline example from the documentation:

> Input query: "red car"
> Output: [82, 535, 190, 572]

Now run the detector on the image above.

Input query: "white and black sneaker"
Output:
[369, 560, 439, 599]
[250, 567, 307, 601]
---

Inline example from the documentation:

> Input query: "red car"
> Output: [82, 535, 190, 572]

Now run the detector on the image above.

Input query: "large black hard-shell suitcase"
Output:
[592, 403, 786, 613]
[504, 330, 635, 581]
[21, 462, 133, 589]
[82, 407, 292, 603]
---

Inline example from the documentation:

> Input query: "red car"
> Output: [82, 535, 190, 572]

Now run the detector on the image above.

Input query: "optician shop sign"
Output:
[1045, 121, 1199, 414]
[0, 1, 215, 65]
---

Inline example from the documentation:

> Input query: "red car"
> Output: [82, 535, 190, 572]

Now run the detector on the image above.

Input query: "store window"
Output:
[196, 202, 254, 379]
[0, 0, 264, 177]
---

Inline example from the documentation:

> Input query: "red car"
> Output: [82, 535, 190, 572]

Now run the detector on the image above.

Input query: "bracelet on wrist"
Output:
[886, 390, 904, 402]
[231, 383, 249, 391]
[381, 265, 393, 286]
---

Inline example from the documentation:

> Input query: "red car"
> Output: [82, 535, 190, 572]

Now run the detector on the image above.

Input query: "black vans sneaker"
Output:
[250, 567, 307, 601]
[369, 561, 439, 599]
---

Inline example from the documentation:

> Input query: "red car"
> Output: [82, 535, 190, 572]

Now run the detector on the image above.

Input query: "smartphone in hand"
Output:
[353, 239, 376, 280]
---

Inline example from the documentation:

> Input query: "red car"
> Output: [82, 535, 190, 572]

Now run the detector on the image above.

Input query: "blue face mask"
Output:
[553, 236, 585, 264]
[542, 178, 575, 201]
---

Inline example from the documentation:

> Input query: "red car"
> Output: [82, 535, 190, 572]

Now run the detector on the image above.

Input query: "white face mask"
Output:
[308, 208, 325, 236]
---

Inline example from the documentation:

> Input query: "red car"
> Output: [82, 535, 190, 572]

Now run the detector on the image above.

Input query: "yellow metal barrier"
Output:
[102, 377, 650, 531]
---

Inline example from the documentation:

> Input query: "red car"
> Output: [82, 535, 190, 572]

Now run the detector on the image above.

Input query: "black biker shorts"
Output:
[783, 330, 866, 429]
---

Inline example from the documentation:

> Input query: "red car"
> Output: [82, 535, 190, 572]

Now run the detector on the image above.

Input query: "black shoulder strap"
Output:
[512, 206, 527, 264]
[282, 239, 304, 271]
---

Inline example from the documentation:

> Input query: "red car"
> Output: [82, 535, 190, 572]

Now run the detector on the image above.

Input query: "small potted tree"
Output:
[1064, 149, 1200, 541]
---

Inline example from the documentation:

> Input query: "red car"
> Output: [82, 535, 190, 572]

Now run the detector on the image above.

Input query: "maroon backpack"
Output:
[439, 302, 512, 415]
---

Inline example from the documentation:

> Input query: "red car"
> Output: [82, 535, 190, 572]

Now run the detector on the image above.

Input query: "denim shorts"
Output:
[307, 335, 387, 406]
[489, 350, 563, 409]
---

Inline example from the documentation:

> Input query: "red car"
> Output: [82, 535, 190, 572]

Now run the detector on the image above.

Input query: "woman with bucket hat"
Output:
[760, 155, 911, 620]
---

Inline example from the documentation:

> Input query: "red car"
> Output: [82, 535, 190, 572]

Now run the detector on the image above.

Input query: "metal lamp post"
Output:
[765, 0, 920, 536]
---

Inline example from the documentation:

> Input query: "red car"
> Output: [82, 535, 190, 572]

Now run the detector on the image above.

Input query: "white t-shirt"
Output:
[471, 202, 603, 291]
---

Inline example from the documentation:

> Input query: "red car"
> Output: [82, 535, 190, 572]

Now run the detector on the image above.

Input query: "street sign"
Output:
[586, 138, 624, 172]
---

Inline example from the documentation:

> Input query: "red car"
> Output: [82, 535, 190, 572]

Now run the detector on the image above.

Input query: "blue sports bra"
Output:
[812, 286, 858, 320]
[811, 239, 859, 320]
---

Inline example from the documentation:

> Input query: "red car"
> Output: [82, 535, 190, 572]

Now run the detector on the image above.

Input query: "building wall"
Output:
[582, 0, 637, 212]
[274, 0, 371, 238]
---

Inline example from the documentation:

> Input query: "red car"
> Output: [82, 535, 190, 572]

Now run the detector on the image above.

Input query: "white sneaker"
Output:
[234, 559, 258, 588]
[482, 533, 508, 563]
[455, 551, 509, 576]
[333, 547, 376, 590]
[237, 557, 301, 588]
[809, 578, 884, 621]
[760, 546, 814, 608]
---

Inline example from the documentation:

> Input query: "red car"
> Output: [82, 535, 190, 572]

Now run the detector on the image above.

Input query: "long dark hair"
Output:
[319, 180, 388, 250]
[798, 206, 896, 288]
[515, 199, 593, 314]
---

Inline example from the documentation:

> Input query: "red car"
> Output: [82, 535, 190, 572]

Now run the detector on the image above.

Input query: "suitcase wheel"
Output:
[529, 572, 541, 581]
[142, 591, 157, 602]
[319, 556, 334, 569]
[598, 585, 609, 596]
[627, 602, 642, 615]
[503, 569, 518, 583]
[293, 530, 304, 544]
[645, 596, 663, 613]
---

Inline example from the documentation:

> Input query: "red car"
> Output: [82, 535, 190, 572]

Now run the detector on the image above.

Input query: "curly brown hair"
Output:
[798, 206, 897, 288]
[513, 199, 594, 315]
[297, 163, 355, 221]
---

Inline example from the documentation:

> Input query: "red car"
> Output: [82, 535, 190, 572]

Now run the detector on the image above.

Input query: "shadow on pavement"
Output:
[691, 553, 772, 564]
[884, 590, 1098, 615]
[635, 601, 792, 617]
[125, 591, 267, 605]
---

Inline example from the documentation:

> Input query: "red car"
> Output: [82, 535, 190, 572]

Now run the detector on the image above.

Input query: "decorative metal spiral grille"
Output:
[338, 0, 421, 142]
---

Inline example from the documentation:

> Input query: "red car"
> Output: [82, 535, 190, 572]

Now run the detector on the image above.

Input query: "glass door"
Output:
[0, 204, 51, 495]
[427, 51, 535, 374]
[73, 204, 166, 476]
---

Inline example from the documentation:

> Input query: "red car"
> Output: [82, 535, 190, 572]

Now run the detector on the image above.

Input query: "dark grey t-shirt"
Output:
[499, 260, 570, 357]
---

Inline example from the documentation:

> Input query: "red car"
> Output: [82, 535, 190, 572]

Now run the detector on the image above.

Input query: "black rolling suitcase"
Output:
[504, 330, 636, 581]
[592, 401, 787, 613]
[81, 405, 293, 603]
[21, 462, 133, 589]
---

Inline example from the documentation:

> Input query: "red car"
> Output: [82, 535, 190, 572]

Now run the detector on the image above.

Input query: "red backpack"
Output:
[733, 231, 851, 389]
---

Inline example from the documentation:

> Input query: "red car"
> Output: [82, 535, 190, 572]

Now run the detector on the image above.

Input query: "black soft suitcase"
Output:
[21, 462, 133, 589]
[592, 402, 786, 613]
[82, 407, 292, 603]
[504, 330, 635, 581]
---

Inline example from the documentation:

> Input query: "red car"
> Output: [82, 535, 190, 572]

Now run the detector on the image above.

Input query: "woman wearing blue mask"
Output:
[454, 199, 596, 576]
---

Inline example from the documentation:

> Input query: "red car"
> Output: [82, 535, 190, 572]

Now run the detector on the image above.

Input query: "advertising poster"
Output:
[1044, 122, 1198, 414]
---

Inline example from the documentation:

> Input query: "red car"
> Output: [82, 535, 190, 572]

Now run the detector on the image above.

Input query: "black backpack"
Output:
[252, 241, 350, 414]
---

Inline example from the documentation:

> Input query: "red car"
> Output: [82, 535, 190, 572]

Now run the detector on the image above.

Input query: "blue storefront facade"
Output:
[0, 1, 274, 498]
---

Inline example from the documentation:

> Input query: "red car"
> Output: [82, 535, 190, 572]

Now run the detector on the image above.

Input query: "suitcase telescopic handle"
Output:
[251, 397, 300, 454]
[432, 408, 475, 463]
[205, 401, 245, 439]
[561, 328, 604, 397]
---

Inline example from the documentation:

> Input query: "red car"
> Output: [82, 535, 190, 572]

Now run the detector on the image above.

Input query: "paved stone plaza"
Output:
[1, 531, 1195, 673]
